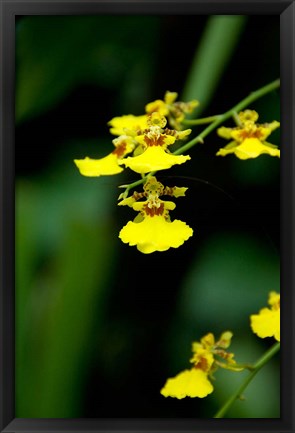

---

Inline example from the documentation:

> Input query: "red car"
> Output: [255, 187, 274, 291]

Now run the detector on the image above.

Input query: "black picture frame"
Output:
[0, 0, 293, 432]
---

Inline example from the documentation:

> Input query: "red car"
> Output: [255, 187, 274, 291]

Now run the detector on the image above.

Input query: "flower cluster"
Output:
[119, 112, 192, 174]
[160, 331, 242, 399]
[250, 291, 280, 342]
[161, 291, 280, 400]
[74, 92, 195, 177]
[74, 91, 280, 254]
[118, 176, 193, 254]
[216, 110, 280, 160]
[74, 91, 197, 253]
[73, 85, 280, 413]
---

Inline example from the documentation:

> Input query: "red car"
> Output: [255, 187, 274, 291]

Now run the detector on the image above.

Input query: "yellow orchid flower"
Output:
[216, 110, 280, 159]
[250, 291, 280, 342]
[75, 95, 193, 177]
[160, 331, 242, 399]
[118, 176, 193, 254]
[146, 90, 199, 130]
[119, 112, 191, 174]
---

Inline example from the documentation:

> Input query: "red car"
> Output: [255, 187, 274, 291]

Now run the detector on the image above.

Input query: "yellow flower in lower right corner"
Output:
[250, 291, 280, 342]
[160, 331, 243, 399]
[160, 368, 213, 399]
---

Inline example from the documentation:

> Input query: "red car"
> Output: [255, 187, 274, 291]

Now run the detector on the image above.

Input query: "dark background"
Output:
[15, 15, 280, 418]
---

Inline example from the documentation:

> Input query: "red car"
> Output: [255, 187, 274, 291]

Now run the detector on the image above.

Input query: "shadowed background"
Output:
[15, 15, 280, 418]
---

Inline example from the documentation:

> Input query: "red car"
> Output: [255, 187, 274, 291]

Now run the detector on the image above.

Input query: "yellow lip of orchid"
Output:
[74, 135, 136, 177]
[119, 214, 193, 254]
[74, 153, 124, 176]
[160, 368, 214, 399]
[250, 291, 280, 342]
[119, 146, 191, 174]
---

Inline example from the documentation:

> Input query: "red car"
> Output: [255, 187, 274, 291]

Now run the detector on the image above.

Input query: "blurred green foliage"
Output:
[179, 232, 279, 331]
[15, 14, 280, 418]
[16, 167, 118, 416]
[182, 15, 247, 115]
[163, 232, 279, 417]
[16, 16, 159, 123]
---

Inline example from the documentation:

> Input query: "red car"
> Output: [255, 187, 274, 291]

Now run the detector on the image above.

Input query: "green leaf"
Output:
[182, 15, 247, 115]
[16, 166, 119, 416]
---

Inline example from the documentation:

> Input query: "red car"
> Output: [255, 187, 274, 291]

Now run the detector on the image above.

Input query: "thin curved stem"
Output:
[213, 341, 280, 418]
[119, 78, 280, 197]
[182, 114, 222, 125]
[174, 78, 280, 156]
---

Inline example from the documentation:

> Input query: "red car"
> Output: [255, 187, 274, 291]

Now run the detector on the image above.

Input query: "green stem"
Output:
[119, 78, 280, 197]
[181, 16, 247, 116]
[182, 114, 221, 125]
[214, 341, 280, 418]
[216, 362, 255, 372]
[174, 78, 280, 155]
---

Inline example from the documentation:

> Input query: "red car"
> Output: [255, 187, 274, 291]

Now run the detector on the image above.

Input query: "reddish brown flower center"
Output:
[194, 357, 208, 372]
[144, 135, 165, 147]
[238, 129, 264, 140]
[143, 202, 164, 217]
[112, 142, 127, 158]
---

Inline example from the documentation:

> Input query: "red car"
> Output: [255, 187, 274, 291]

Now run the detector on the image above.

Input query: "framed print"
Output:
[0, 0, 294, 432]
